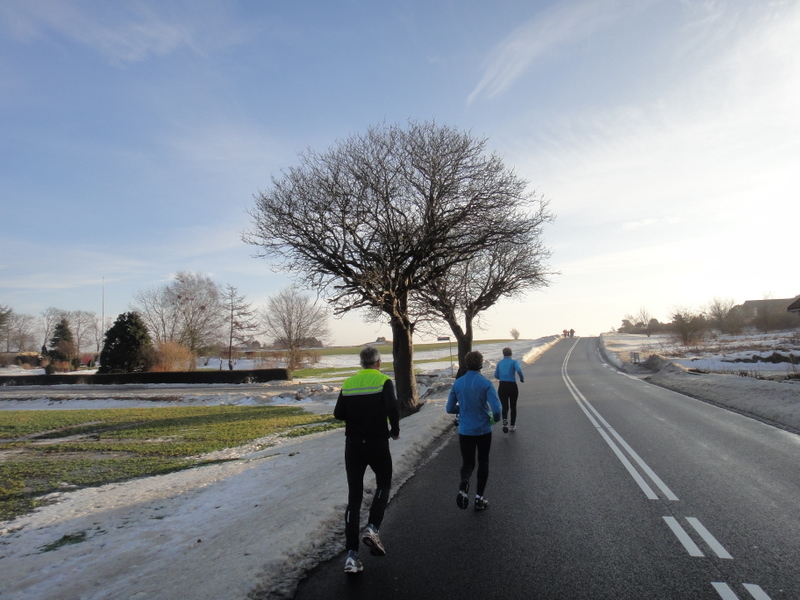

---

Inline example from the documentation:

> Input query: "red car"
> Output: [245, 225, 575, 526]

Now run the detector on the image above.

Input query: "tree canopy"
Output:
[246, 121, 552, 414]
[260, 287, 330, 371]
[48, 318, 75, 363]
[134, 271, 223, 354]
[98, 312, 153, 373]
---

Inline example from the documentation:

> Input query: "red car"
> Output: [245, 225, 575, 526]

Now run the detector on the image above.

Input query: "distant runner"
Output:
[494, 347, 525, 433]
[446, 351, 502, 511]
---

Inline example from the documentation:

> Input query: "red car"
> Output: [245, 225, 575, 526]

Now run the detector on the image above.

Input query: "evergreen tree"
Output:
[98, 312, 153, 373]
[48, 317, 76, 362]
[0, 305, 12, 330]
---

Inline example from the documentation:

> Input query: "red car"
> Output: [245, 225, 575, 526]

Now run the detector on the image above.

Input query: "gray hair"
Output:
[360, 346, 381, 368]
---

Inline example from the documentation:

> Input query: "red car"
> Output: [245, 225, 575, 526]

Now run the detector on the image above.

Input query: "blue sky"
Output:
[1, 0, 798, 346]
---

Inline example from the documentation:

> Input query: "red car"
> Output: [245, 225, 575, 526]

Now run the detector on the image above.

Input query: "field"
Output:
[0, 337, 524, 522]
[0, 405, 340, 521]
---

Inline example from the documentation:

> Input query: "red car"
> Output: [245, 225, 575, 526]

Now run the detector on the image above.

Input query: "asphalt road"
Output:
[292, 337, 800, 600]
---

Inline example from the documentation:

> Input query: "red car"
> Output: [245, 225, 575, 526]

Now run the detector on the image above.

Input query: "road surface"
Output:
[292, 337, 800, 599]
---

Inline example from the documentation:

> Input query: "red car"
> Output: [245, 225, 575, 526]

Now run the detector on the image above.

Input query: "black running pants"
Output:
[344, 436, 392, 552]
[458, 432, 492, 497]
[498, 381, 519, 426]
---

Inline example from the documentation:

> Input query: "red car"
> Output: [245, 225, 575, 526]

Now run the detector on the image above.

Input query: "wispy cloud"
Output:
[1, 0, 197, 66]
[467, 0, 629, 103]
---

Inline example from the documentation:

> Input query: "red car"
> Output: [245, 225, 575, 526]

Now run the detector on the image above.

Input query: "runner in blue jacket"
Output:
[493, 347, 525, 433]
[446, 351, 502, 511]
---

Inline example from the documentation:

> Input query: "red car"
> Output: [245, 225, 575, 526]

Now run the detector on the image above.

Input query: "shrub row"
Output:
[0, 368, 290, 387]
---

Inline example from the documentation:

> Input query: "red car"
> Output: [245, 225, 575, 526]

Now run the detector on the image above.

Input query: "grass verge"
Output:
[0, 405, 340, 522]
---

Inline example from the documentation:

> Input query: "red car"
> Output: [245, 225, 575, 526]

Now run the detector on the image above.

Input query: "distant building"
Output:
[738, 295, 800, 330]
[741, 297, 800, 318]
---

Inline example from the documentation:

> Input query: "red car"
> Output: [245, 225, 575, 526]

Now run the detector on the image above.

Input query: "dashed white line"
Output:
[712, 582, 772, 600]
[663, 516, 704, 556]
[663, 516, 733, 559]
[686, 517, 733, 559]
[712, 582, 740, 600]
[742, 583, 772, 599]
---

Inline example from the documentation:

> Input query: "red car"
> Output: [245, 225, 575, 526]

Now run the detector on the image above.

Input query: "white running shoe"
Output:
[344, 550, 363, 574]
[362, 524, 386, 556]
[510, 425, 516, 432]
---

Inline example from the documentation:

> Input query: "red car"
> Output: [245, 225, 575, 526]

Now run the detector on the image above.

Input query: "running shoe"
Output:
[344, 550, 363, 574]
[502, 419, 509, 434]
[457, 480, 469, 510]
[361, 524, 386, 556]
[510, 425, 516, 432]
[474, 496, 489, 511]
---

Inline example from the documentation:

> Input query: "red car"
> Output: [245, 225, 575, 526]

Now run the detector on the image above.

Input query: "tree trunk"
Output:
[390, 317, 419, 416]
[446, 316, 474, 378]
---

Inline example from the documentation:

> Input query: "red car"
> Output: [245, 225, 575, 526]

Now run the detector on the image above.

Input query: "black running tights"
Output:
[458, 432, 492, 497]
[498, 381, 519, 426]
[344, 437, 392, 552]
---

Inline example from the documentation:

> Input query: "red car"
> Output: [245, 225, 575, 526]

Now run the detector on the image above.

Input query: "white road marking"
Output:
[562, 339, 678, 501]
[742, 583, 772, 599]
[712, 582, 740, 599]
[664, 516, 704, 556]
[686, 517, 733, 559]
[711, 582, 773, 600]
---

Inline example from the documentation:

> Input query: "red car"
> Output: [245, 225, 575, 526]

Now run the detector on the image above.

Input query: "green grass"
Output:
[0, 339, 516, 522]
[0, 405, 340, 521]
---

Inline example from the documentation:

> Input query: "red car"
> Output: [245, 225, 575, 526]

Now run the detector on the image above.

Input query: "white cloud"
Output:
[467, 0, 637, 103]
[1, 0, 197, 66]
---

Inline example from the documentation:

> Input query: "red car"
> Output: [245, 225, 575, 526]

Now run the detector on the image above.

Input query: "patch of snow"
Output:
[1, 334, 798, 599]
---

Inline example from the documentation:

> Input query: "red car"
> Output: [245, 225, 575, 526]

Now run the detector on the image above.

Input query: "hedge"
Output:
[0, 369, 291, 387]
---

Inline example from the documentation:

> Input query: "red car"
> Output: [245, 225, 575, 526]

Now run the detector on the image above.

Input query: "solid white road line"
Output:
[562, 339, 678, 501]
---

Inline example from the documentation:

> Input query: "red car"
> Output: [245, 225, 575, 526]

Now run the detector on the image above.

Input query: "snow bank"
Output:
[599, 332, 800, 434]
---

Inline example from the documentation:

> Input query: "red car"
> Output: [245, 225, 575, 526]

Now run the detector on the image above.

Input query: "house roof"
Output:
[788, 297, 800, 313]
[742, 297, 799, 313]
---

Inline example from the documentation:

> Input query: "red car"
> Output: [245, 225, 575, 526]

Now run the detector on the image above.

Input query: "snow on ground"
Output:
[599, 331, 800, 433]
[0, 338, 555, 600]
[2, 333, 798, 599]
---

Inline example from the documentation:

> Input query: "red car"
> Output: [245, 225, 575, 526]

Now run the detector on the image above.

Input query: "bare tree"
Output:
[260, 287, 329, 371]
[3, 312, 38, 352]
[635, 307, 654, 337]
[414, 222, 553, 375]
[510, 328, 520, 340]
[246, 121, 541, 414]
[705, 298, 738, 334]
[221, 285, 259, 370]
[40, 307, 64, 352]
[670, 306, 706, 346]
[134, 285, 181, 347]
[134, 272, 224, 354]
[68, 310, 96, 358]
[91, 313, 108, 353]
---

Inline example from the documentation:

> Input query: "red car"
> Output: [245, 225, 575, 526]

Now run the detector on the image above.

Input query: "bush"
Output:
[151, 342, 196, 372]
